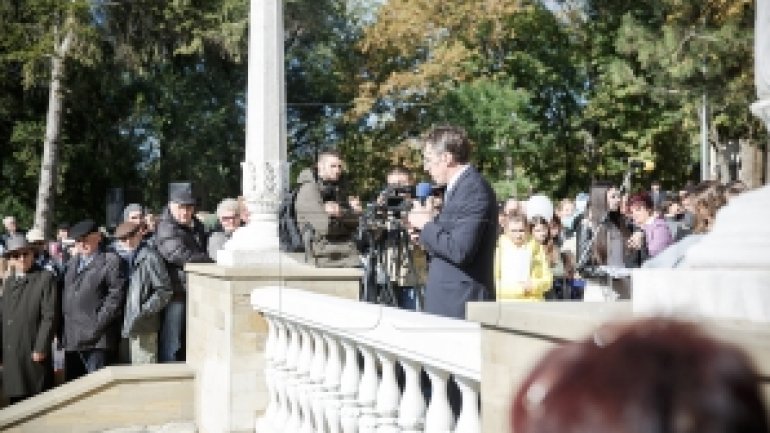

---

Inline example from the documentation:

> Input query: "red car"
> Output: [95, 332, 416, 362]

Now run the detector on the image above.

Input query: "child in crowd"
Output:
[494, 213, 553, 300]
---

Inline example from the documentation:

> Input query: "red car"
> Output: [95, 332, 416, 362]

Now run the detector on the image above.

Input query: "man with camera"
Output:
[360, 166, 428, 309]
[295, 150, 361, 267]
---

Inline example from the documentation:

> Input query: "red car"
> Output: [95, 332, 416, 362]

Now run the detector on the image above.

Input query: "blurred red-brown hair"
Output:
[511, 319, 768, 433]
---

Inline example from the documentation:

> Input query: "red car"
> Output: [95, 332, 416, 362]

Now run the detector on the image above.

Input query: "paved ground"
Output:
[100, 421, 196, 433]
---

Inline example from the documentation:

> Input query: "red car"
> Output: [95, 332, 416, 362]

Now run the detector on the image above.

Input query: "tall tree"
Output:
[34, 11, 74, 235]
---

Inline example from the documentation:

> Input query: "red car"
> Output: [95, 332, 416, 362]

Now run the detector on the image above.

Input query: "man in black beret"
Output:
[61, 219, 125, 380]
[154, 186, 211, 362]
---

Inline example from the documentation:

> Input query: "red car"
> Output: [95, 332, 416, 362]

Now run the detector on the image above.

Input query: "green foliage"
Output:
[0, 0, 764, 229]
[492, 170, 534, 201]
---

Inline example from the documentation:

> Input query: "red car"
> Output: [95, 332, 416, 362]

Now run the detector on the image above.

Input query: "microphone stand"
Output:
[619, 166, 633, 195]
[575, 214, 609, 276]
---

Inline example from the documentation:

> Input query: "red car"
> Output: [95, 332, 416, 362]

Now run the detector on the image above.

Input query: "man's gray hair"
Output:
[216, 198, 240, 217]
[423, 125, 471, 164]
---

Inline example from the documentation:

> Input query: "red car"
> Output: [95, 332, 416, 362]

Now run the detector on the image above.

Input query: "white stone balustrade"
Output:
[252, 287, 481, 433]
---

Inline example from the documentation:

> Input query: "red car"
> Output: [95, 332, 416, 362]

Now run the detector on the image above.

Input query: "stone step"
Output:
[100, 421, 197, 433]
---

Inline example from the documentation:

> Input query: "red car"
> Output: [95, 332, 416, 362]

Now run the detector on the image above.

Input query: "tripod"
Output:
[360, 217, 424, 309]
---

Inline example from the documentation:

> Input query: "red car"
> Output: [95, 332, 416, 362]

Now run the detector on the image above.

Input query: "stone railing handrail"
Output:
[251, 286, 480, 380]
[251, 286, 481, 433]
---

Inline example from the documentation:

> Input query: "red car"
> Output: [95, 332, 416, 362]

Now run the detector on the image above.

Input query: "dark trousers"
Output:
[159, 299, 186, 362]
[64, 349, 108, 382]
[9, 396, 26, 404]
[397, 286, 418, 310]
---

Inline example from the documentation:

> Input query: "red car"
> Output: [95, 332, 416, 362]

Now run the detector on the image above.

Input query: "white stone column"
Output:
[217, 0, 292, 265]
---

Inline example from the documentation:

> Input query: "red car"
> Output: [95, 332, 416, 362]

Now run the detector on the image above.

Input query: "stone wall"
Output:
[185, 262, 361, 433]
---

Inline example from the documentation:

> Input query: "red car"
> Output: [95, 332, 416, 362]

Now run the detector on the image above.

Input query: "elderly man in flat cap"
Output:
[61, 219, 125, 381]
[0, 235, 57, 403]
[154, 187, 211, 362]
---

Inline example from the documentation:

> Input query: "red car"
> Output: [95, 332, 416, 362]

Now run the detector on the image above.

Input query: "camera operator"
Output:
[359, 167, 428, 309]
[295, 150, 361, 268]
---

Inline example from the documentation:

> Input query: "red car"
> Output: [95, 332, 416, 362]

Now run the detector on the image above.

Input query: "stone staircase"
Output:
[0, 364, 194, 433]
[100, 421, 197, 433]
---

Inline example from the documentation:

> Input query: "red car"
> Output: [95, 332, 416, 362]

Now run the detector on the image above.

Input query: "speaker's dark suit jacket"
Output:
[419, 166, 497, 319]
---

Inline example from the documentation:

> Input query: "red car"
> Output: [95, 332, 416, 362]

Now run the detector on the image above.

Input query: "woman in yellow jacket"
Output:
[495, 213, 553, 300]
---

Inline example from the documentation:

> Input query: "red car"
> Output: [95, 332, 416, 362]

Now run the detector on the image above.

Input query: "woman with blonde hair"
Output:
[495, 213, 552, 300]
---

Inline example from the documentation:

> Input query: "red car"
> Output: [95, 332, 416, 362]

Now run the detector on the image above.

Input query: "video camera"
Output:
[380, 185, 415, 215]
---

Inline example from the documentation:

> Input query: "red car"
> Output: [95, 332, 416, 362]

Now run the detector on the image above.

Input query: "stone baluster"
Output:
[322, 334, 344, 433]
[307, 329, 328, 433]
[454, 375, 480, 433]
[284, 323, 303, 432]
[309, 330, 327, 384]
[397, 359, 425, 433]
[423, 366, 454, 433]
[373, 351, 399, 433]
[338, 338, 362, 433]
[297, 326, 316, 433]
[257, 314, 279, 431]
[356, 345, 378, 433]
[272, 318, 291, 431]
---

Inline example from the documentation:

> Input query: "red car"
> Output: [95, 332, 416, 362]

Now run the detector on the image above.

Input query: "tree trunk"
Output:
[33, 29, 73, 237]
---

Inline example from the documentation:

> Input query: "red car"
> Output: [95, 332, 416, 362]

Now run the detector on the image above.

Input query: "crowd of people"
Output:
[290, 127, 751, 313]
[0, 187, 242, 403]
[0, 123, 757, 409]
[493, 177, 748, 302]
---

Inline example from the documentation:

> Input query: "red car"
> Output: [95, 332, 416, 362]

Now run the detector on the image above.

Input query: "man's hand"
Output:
[348, 196, 363, 213]
[32, 352, 46, 362]
[324, 201, 343, 218]
[407, 200, 434, 231]
[408, 227, 421, 244]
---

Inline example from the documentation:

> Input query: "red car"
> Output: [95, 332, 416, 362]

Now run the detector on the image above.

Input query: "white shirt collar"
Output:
[446, 164, 470, 196]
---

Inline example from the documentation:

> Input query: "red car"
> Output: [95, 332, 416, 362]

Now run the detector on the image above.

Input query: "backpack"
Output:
[278, 188, 304, 252]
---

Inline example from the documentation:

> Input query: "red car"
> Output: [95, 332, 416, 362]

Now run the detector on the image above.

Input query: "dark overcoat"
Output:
[0, 266, 57, 398]
[62, 252, 125, 351]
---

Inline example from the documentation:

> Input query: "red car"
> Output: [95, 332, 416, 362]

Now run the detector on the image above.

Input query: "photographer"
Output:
[295, 150, 361, 268]
[360, 166, 428, 309]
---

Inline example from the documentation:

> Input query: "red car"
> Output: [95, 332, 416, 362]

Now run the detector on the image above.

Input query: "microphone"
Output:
[415, 182, 432, 206]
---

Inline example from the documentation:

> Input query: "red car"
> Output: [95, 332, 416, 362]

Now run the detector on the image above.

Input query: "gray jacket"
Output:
[295, 168, 360, 267]
[122, 244, 173, 337]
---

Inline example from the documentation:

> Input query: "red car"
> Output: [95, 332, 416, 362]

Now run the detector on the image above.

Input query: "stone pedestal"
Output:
[633, 184, 770, 322]
[467, 301, 770, 433]
[185, 261, 361, 433]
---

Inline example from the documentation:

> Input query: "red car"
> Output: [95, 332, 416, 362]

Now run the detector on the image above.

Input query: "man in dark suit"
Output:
[407, 125, 497, 319]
